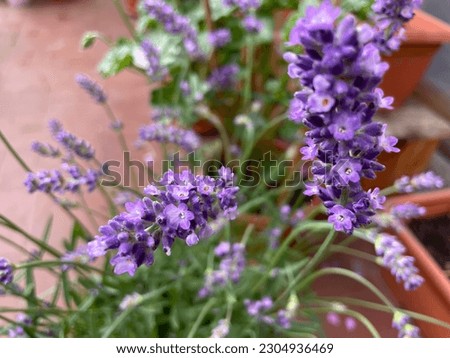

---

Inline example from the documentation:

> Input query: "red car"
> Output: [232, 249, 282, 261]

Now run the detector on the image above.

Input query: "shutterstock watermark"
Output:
[100, 151, 352, 188]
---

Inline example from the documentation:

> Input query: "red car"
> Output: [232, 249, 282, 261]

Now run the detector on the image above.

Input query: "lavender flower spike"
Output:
[210, 319, 230, 338]
[394, 171, 444, 193]
[31, 141, 60, 158]
[209, 29, 231, 48]
[285, 1, 395, 233]
[208, 64, 239, 91]
[372, 0, 423, 54]
[88, 168, 239, 276]
[139, 122, 201, 152]
[75, 73, 107, 104]
[0, 257, 14, 285]
[392, 311, 421, 338]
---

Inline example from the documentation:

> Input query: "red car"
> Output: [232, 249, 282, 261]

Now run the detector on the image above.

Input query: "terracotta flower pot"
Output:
[380, 10, 450, 109]
[123, 0, 138, 18]
[382, 189, 450, 337]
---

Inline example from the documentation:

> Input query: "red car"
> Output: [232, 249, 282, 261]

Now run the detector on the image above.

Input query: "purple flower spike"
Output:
[208, 64, 239, 90]
[392, 311, 421, 338]
[285, 1, 404, 234]
[75, 73, 107, 104]
[139, 122, 201, 152]
[89, 168, 239, 276]
[395, 171, 444, 193]
[242, 15, 263, 34]
[0, 258, 14, 285]
[209, 28, 231, 48]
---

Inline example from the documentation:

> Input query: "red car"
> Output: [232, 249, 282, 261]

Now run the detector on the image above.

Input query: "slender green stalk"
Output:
[253, 221, 333, 292]
[0, 234, 33, 256]
[195, 105, 231, 163]
[320, 296, 450, 331]
[380, 185, 398, 196]
[243, 36, 255, 110]
[15, 260, 104, 274]
[296, 267, 396, 310]
[309, 306, 380, 338]
[0, 215, 62, 258]
[0, 130, 31, 171]
[78, 192, 100, 230]
[112, 0, 138, 41]
[276, 230, 337, 303]
[187, 298, 217, 338]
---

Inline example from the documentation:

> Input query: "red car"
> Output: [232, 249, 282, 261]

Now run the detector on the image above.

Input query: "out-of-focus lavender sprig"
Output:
[244, 296, 293, 328]
[208, 29, 232, 48]
[49, 119, 95, 161]
[119, 292, 143, 311]
[31, 141, 60, 158]
[372, 0, 423, 54]
[368, 230, 424, 290]
[61, 245, 93, 271]
[210, 319, 230, 338]
[199, 241, 246, 298]
[392, 311, 421, 337]
[75, 73, 107, 104]
[138, 39, 168, 81]
[143, 0, 204, 60]
[208, 64, 239, 91]
[391, 203, 426, 220]
[394, 171, 444, 193]
[139, 122, 201, 152]
[0, 257, 14, 285]
[24, 164, 101, 195]
[8, 314, 32, 338]
[88, 168, 239, 276]
[285, 1, 398, 234]
[151, 107, 181, 121]
[242, 15, 263, 34]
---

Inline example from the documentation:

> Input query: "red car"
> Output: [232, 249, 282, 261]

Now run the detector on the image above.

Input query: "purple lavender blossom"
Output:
[151, 107, 181, 121]
[208, 64, 239, 90]
[326, 312, 340, 326]
[139, 122, 201, 152]
[391, 203, 426, 220]
[8, 314, 32, 338]
[140, 39, 168, 80]
[49, 119, 95, 160]
[31, 141, 60, 158]
[75, 73, 107, 104]
[392, 311, 421, 338]
[88, 168, 239, 276]
[372, 0, 423, 54]
[285, 1, 396, 234]
[210, 319, 230, 338]
[344, 317, 357, 331]
[209, 29, 232, 48]
[242, 15, 263, 34]
[276, 310, 291, 329]
[24, 170, 64, 194]
[371, 231, 424, 290]
[61, 245, 92, 271]
[244, 297, 290, 329]
[394, 171, 444, 193]
[0, 258, 14, 285]
[143, 0, 204, 59]
[199, 242, 246, 297]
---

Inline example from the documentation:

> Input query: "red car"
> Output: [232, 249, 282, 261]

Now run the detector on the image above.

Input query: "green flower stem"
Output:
[243, 36, 255, 110]
[15, 260, 104, 274]
[296, 267, 396, 311]
[0, 130, 90, 234]
[253, 221, 333, 292]
[320, 296, 450, 331]
[78, 192, 100, 230]
[324, 245, 377, 263]
[195, 105, 231, 163]
[0, 233, 34, 256]
[0, 215, 62, 258]
[112, 0, 138, 41]
[252, 112, 287, 149]
[276, 230, 337, 303]
[187, 297, 217, 338]
[309, 306, 380, 338]
[380, 185, 398, 196]
[103, 103, 139, 188]
[102, 285, 175, 338]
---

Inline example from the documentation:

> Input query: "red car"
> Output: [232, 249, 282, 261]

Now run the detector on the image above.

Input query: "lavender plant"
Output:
[0, 0, 449, 338]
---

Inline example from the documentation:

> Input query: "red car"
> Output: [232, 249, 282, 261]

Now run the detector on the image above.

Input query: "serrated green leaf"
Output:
[81, 31, 101, 49]
[97, 42, 134, 78]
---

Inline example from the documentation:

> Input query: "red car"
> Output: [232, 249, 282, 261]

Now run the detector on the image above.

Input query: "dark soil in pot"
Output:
[409, 214, 450, 278]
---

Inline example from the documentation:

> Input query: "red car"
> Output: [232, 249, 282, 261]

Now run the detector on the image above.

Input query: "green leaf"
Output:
[209, 0, 234, 21]
[97, 41, 134, 78]
[81, 31, 101, 49]
[341, 0, 373, 19]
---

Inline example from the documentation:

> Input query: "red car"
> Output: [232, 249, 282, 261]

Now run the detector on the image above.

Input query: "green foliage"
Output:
[98, 40, 134, 78]
[80, 31, 101, 49]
